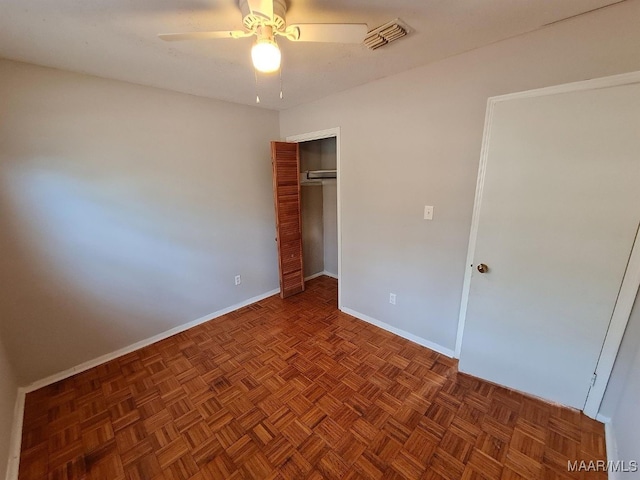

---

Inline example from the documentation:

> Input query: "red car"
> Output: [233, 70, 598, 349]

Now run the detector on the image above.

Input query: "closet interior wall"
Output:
[299, 138, 337, 279]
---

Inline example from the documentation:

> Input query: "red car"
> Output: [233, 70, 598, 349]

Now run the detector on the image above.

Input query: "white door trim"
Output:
[286, 127, 342, 308]
[456, 70, 640, 418]
[584, 225, 640, 417]
[455, 96, 496, 359]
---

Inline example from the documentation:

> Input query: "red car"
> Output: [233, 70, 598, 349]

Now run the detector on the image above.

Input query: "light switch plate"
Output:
[424, 206, 434, 220]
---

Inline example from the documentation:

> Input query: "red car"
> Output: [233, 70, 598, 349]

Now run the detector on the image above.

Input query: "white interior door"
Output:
[459, 80, 640, 410]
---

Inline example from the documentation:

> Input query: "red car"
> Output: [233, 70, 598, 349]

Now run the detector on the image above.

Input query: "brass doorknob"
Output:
[477, 263, 489, 273]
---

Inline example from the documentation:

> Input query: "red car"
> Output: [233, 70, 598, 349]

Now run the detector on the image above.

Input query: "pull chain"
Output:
[254, 69, 260, 104]
[253, 64, 284, 103]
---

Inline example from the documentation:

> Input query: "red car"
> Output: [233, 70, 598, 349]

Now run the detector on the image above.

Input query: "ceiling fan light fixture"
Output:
[251, 37, 281, 73]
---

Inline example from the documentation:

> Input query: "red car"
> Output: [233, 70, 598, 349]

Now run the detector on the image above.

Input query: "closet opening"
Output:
[299, 136, 338, 296]
[275, 127, 341, 306]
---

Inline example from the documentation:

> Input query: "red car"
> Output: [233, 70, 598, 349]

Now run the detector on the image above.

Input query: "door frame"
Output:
[286, 127, 342, 308]
[456, 70, 640, 419]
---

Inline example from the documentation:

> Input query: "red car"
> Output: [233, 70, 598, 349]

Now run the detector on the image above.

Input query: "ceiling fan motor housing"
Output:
[239, 0, 287, 33]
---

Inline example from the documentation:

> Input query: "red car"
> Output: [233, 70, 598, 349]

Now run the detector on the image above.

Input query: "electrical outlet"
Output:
[389, 293, 396, 305]
[235, 275, 241, 286]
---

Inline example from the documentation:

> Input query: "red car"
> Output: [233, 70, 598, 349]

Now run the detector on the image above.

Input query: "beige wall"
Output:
[601, 292, 640, 418]
[299, 138, 338, 278]
[601, 292, 640, 473]
[300, 140, 325, 278]
[301, 185, 324, 278]
[609, 338, 640, 476]
[0, 333, 17, 480]
[323, 182, 338, 277]
[279, 0, 640, 353]
[0, 59, 280, 384]
[320, 138, 338, 277]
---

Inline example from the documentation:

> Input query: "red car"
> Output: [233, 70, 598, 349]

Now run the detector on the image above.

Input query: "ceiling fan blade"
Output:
[288, 24, 368, 43]
[246, 0, 273, 20]
[158, 31, 248, 41]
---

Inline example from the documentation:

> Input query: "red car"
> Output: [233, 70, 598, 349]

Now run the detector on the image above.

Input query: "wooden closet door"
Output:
[271, 141, 305, 298]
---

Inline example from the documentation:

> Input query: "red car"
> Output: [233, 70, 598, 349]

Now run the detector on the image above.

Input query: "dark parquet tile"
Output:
[19, 276, 607, 479]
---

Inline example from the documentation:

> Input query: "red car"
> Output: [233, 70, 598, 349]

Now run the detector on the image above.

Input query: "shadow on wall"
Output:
[0, 162, 273, 384]
[0, 59, 281, 385]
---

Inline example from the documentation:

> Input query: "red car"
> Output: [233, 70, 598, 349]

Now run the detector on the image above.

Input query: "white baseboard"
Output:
[0, 280, 268, 479]
[5, 388, 25, 480]
[22, 288, 280, 393]
[304, 271, 338, 281]
[340, 307, 455, 358]
[7, 287, 280, 480]
[304, 272, 326, 281]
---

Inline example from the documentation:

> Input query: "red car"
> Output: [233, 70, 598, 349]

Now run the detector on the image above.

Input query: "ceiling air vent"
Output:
[364, 19, 411, 50]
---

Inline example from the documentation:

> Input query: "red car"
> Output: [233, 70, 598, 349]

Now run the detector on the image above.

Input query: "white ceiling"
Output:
[0, 0, 623, 110]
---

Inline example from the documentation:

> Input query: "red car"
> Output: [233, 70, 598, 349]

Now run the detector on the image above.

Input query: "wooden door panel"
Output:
[277, 185, 298, 197]
[282, 271, 304, 297]
[277, 202, 300, 221]
[276, 170, 298, 184]
[272, 141, 304, 298]
[281, 253, 302, 275]
[278, 224, 301, 244]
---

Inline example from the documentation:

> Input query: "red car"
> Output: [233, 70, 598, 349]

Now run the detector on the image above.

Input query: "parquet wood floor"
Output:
[19, 276, 607, 480]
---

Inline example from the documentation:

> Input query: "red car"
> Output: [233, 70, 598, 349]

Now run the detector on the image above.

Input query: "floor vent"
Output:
[364, 19, 411, 50]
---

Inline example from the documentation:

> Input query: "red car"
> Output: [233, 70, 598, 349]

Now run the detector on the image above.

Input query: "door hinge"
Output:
[591, 373, 597, 387]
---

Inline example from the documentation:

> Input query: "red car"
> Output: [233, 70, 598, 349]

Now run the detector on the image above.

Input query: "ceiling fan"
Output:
[158, 0, 368, 74]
